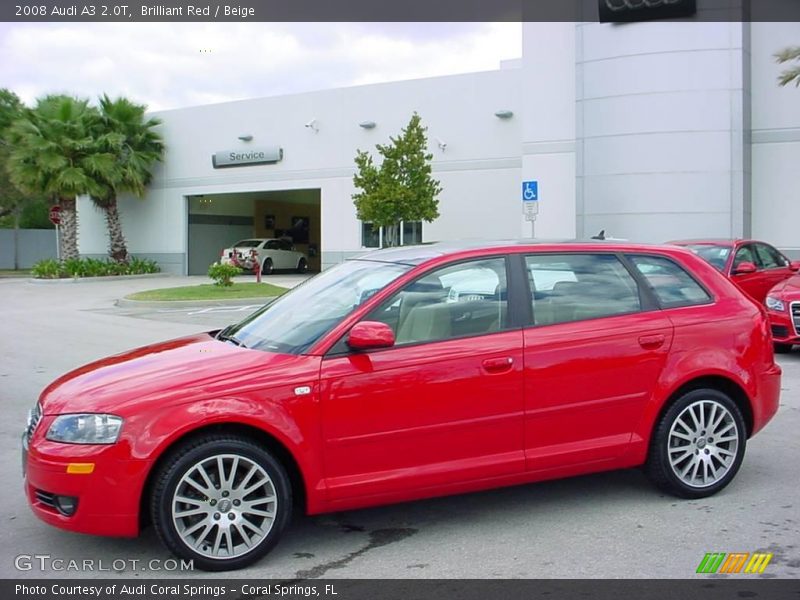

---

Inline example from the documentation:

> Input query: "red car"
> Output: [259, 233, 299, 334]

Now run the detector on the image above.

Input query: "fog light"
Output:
[54, 495, 78, 517]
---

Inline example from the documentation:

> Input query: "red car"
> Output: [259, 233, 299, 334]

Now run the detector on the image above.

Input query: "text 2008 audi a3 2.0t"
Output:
[22, 241, 781, 570]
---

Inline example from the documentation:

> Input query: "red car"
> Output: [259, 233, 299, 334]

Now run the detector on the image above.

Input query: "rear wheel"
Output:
[296, 258, 308, 274]
[261, 258, 274, 276]
[774, 343, 793, 354]
[150, 435, 292, 571]
[645, 389, 746, 499]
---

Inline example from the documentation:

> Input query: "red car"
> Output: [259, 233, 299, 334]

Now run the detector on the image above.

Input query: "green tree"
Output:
[0, 89, 51, 269]
[352, 113, 442, 247]
[91, 95, 164, 263]
[6, 94, 115, 261]
[775, 46, 800, 87]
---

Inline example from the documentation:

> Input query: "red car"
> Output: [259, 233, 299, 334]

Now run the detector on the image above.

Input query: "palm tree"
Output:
[92, 95, 164, 263]
[776, 46, 800, 87]
[6, 95, 115, 261]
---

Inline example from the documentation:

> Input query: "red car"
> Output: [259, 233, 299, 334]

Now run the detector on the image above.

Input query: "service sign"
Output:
[212, 146, 283, 168]
[598, 0, 697, 23]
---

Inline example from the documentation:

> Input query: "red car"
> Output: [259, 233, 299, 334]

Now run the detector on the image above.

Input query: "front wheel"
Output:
[645, 389, 746, 499]
[150, 435, 292, 571]
[774, 343, 793, 354]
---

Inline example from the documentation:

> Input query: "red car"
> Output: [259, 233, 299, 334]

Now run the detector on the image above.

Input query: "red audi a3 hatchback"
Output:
[23, 241, 781, 571]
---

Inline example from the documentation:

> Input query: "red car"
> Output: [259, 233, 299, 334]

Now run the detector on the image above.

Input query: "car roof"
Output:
[350, 239, 692, 266]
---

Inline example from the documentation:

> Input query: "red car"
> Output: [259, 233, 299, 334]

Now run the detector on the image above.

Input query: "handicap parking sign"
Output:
[522, 181, 538, 202]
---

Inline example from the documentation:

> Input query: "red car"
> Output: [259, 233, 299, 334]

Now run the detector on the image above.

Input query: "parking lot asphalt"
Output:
[1, 275, 798, 580]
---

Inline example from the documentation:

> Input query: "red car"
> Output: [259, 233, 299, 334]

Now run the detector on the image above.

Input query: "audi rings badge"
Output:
[598, 0, 695, 22]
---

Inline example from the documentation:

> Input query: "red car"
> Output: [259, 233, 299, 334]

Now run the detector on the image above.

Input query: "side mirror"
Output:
[733, 261, 758, 275]
[347, 321, 395, 351]
[790, 261, 800, 272]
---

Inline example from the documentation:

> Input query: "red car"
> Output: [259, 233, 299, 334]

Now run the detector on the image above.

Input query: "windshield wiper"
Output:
[216, 326, 248, 348]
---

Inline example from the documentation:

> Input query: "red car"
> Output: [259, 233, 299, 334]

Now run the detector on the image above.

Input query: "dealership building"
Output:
[76, 15, 800, 275]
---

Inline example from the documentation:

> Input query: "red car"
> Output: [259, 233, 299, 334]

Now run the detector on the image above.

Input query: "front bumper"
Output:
[23, 421, 149, 538]
[768, 310, 800, 345]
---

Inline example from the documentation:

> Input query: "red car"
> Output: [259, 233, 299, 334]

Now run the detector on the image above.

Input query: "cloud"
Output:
[0, 22, 521, 111]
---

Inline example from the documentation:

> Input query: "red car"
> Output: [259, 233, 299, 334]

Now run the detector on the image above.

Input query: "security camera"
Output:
[436, 138, 447, 151]
[304, 119, 318, 132]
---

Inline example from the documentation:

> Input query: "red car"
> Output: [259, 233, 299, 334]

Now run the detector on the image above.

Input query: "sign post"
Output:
[49, 205, 62, 261]
[522, 181, 539, 238]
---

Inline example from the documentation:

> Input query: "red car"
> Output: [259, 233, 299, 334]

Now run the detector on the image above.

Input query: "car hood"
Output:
[770, 275, 800, 299]
[39, 333, 317, 416]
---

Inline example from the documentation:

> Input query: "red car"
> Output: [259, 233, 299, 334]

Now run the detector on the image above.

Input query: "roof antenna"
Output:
[591, 229, 606, 240]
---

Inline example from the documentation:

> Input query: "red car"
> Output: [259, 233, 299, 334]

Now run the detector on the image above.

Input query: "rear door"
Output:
[522, 253, 674, 471]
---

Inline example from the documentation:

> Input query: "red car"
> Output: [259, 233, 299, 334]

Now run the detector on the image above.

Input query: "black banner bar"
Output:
[2, 0, 800, 22]
[5, 579, 800, 600]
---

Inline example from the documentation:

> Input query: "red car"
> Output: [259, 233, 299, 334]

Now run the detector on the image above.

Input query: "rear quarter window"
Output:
[628, 255, 712, 309]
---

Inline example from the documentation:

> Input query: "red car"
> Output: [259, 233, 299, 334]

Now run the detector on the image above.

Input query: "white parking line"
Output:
[185, 304, 263, 316]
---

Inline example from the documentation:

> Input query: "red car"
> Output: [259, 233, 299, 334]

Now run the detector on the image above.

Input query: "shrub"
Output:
[208, 262, 241, 287]
[31, 259, 62, 279]
[30, 257, 162, 278]
[128, 257, 160, 274]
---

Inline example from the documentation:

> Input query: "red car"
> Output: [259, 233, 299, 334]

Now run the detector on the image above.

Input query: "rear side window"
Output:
[525, 254, 641, 326]
[628, 255, 712, 308]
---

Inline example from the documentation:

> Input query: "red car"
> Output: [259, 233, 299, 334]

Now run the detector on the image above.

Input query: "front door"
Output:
[319, 256, 525, 502]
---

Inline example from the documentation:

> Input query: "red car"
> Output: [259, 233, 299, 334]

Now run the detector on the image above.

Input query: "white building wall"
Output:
[575, 21, 751, 242]
[79, 69, 521, 273]
[751, 22, 800, 257]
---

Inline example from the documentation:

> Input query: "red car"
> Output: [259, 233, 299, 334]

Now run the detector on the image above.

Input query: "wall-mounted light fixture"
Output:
[359, 120, 377, 129]
[305, 118, 319, 133]
[494, 110, 514, 119]
[238, 134, 254, 141]
[435, 138, 447, 152]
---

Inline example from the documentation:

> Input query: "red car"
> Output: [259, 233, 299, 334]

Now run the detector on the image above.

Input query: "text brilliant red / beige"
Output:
[141, 5, 256, 18]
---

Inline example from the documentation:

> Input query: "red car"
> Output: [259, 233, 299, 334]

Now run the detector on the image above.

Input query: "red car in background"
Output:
[765, 275, 800, 353]
[669, 239, 799, 303]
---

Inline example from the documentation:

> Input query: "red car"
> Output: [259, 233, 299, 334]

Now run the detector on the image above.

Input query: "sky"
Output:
[0, 22, 521, 112]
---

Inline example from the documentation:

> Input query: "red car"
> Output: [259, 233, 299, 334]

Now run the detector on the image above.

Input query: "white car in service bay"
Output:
[220, 238, 308, 274]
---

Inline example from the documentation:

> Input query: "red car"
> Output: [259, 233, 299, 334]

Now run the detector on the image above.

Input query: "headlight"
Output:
[766, 296, 785, 312]
[46, 414, 123, 444]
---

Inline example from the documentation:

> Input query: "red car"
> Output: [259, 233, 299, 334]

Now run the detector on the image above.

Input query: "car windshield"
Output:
[683, 244, 732, 271]
[222, 259, 412, 354]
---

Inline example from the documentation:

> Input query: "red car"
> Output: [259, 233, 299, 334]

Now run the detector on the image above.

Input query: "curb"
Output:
[115, 296, 276, 309]
[28, 273, 172, 284]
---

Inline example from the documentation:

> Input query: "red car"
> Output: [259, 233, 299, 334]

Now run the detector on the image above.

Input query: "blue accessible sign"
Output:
[522, 181, 539, 202]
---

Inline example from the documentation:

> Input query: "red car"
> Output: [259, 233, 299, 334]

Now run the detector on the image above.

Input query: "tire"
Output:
[150, 434, 292, 571]
[645, 388, 746, 499]
[774, 343, 793, 354]
[296, 258, 308, 274]
[261, 258, 274, 276]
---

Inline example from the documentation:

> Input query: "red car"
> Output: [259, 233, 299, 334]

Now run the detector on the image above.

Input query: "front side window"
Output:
[364, 257, 509, 345]
[526, 254, 641, 326]
[754, 243, 788, 269]
[733, 245, 757, 269]
[224, 259, 411, 354]
[628, 255, 712, 308]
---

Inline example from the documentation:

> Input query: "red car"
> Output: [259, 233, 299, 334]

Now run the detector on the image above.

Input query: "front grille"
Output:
[25, 403, 42, 444]
[792, 302, 800, 336]
[34, 489, 57, 511]
[772, 325, 789, 339]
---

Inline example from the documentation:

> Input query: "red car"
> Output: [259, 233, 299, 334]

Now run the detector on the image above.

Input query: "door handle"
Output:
[482, 357, 514, 374]
[638, 334, 666, 350]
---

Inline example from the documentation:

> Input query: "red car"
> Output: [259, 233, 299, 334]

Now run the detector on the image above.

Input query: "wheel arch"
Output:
[139, 422, 308, 530]
[653, 375, 754, 441]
